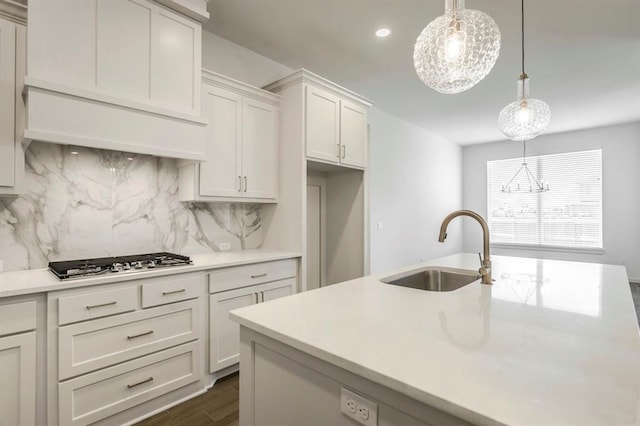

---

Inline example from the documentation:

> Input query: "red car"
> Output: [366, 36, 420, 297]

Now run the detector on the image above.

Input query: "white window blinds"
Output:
[487, 149, 602, 249]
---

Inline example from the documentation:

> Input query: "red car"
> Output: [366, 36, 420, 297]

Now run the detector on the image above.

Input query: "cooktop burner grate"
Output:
[48, 252, 192, 280]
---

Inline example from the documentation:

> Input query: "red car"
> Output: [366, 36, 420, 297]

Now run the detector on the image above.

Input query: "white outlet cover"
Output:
[340, 388, 377, 426]
[219, 242, 232, 251]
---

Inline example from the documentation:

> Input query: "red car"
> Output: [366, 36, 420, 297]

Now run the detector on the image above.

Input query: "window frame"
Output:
[486, 149, 604, 252]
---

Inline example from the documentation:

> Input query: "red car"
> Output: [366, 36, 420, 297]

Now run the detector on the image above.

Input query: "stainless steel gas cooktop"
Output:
[48, 252, 192, 280]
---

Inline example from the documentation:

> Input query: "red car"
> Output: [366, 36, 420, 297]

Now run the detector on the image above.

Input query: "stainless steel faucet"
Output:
[438, 210, 492, 285]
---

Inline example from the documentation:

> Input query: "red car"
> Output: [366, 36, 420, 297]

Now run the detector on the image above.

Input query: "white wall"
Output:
[202, 31, 293, 88]
[369, 107, 463, 274]
[463, 122, 640, 281]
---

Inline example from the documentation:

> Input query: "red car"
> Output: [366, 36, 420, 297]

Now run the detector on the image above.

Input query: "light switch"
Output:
[376, 222, 383, 231]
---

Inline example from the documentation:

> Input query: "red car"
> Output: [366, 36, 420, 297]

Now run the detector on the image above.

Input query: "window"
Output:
[487, 149, 602, 249]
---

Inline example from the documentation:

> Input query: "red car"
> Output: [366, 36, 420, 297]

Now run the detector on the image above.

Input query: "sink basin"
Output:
[380, 267, 481, 292]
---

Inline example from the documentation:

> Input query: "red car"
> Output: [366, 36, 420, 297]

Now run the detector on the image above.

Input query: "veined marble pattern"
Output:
[0, 142, 262, 271]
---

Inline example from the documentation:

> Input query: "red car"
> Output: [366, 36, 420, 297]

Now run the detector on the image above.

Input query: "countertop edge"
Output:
[0, 250, 301, 298]
[230, 304, 503, 426]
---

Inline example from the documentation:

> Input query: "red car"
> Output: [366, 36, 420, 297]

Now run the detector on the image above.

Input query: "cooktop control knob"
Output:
[147, 260, 156, 268]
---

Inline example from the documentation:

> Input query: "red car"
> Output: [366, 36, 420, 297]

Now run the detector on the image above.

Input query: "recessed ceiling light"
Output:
[375, 27, 391, 38]
[70, 151, 79, 155]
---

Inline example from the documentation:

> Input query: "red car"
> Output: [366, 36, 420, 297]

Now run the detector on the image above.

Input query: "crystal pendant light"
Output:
[413, 0, 501, 94]
[501, 140, 549, 193]
[498, 0, 551, 140]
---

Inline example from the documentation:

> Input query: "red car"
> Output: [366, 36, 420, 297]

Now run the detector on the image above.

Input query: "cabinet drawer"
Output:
[59, 341, 200, 426]
[208, 258, 297, 293]
[141, 272, 202, 308]
[0, 300, 36, 336]
[58, 299, 200, 380]
[58, 286, 138, 326]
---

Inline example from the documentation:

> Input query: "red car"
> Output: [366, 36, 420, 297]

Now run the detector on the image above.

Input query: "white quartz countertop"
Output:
[230, 253, 640, 426]
[0, 249, 300, 298]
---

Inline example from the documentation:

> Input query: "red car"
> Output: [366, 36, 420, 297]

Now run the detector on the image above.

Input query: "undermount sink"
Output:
[380, 267, 481, 292]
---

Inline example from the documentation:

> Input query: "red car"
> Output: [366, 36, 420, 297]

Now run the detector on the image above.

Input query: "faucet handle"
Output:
[478, 252, 483, 264]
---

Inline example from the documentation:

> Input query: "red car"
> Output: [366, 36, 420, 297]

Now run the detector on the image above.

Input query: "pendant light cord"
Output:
[521, 0, 525, 76]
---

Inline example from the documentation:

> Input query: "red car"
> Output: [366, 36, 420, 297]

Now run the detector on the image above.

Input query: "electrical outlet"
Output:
[346, 398, 357, 414]
[218, 242, 231, 251]
[340, 388, 377, 426]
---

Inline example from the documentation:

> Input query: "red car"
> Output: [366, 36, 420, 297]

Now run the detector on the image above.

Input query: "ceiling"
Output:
[205, 0, 640, 145]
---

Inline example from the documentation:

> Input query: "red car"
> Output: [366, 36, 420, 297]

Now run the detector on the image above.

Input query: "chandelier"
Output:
[413, 0, 501, 94]
[498, 0, 551, 140]
[501, 140, 549, 193]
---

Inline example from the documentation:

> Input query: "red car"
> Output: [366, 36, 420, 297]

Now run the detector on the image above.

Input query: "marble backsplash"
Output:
[0, 142, 262, 271]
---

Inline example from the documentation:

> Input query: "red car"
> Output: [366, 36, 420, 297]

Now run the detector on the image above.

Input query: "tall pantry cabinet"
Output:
[261, 69, 372, 291]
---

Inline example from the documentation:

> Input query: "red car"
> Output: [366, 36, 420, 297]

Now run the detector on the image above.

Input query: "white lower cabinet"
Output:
[208, 260, 297, 373]
[0, 332, 36, 426]
[0, 299, 38, 426]
[50, 272, 206, 426]
[59, 342, 200, 426]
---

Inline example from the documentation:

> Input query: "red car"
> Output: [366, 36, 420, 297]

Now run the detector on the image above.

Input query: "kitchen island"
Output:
[230, 253, 640, 425]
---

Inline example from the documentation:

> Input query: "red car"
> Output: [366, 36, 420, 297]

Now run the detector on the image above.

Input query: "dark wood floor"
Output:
[135, 373, 239, 426]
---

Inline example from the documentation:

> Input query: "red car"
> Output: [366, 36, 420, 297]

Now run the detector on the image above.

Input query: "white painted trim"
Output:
[25, 77, 207, 124]
[25, 129, 207, 161]
[202, 68, 281, 105]
[154, 0, 209, 22]
[264, 69, 373, 107]
[0, 0, 27, 24]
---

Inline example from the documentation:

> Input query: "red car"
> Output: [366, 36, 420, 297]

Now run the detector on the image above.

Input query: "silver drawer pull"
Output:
[127, 376, 154, 389]
[86, 301, 117, 310]
[127, 330, 154, 340]
[162, 289, 186, 296]
[251, 273, 267, 279]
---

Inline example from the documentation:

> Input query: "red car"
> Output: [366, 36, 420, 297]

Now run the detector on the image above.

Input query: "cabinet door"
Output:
[199, 84, 242, 198]
[242, 98, 278, 199]
[209, 286, 258, 372]
[0, 332, 36, 426]
[305, 85, 340, 163]
[0, 18, 16, 187]
[340, 99, 368, 168]
[260, 278, 295, 303]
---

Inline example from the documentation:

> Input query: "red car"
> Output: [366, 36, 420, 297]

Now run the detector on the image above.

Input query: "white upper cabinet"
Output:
[242, 98, 278, 199]
[25, 0, 208, 161]
[340, 99, 368, 168]
[198, 84, 243, 198]
[0, 6, 26, 197]
[179, 70, 280, 202]
[265, 69, 371, 170]
[305, 86, 340, 163]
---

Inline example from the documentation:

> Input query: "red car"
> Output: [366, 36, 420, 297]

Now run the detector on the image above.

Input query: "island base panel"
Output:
[238, 327, 473, 426]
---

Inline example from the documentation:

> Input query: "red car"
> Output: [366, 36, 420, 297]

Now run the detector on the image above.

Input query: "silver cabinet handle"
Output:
[244, 176, 248, 192]
[336, 143, 341, 158]
[254, 293, 259, 304]
[251, 273, 267, 278]
[86, 301, 116, 310]
[127, 330, 154, 340]
[127, 376, 154, 389]
[162, 289, 186, 296]
[238, 176, 242, 192]
[342, 145, 346, 159]
[259, 291, 264, 303]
